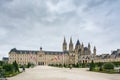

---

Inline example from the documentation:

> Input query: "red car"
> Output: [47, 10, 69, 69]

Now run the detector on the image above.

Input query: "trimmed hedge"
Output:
[103, 62, 114, 70]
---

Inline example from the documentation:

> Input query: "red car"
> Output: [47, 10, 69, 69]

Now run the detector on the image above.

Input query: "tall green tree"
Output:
[89, 60, 95, 71]
[12, 61, 19, 72]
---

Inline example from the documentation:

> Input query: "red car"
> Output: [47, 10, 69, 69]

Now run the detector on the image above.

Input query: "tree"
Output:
[12, 61, 19, 72]
[27, 62, 31, 68]
[82, 61, 85, 68]
[89, 60, 95, 71]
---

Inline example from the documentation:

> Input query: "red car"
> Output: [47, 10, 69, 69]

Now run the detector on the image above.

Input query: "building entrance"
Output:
[38, 62, 44, 65]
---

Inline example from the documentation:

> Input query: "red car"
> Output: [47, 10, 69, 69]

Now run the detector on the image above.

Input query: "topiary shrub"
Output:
[99, 66, 103, 71]
[103, 62, 114, 71]
[27, 62, 31, 68]
[89, 60, 95, 71]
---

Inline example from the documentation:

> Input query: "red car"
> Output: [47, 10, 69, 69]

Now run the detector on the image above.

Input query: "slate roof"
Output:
[44, 51, 69, 55]
[76, 40, 80, 46]
[9, 48, 38, 54]
[2, 57, 9, 60]
[9, 48, 68, 55]
[84, 47, 88, 50]
[111, 51, 117, 55]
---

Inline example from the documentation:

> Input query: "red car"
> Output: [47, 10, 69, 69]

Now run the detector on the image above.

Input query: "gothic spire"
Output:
[63, 37, 67, 51]
[88, 43, 91, 50]
[69, 37, 73, 52]
[76, 40, 80, 46]
[63, 37, 67, 44]
[70, 37, 73, 44]
[82, 42, 84, 47]
[93, 46, 96, 56]
[94, 46, 96, 50]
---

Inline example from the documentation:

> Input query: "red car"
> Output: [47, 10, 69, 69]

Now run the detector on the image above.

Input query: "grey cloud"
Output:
[87, 0, 106, 7]
[0, 0, 120, 59]
[0, 0, 13, 6]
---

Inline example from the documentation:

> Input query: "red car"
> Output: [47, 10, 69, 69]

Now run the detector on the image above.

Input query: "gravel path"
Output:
[8, 66, 120, 80]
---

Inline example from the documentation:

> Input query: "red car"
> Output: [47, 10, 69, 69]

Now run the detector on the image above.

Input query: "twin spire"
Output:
[63, 37, 90, 52]
[63, 37, 73, 51]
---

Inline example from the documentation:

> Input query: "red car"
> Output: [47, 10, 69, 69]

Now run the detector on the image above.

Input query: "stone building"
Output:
[8, 37, 120, 65]
[9, 37, 96, 65]
[2, 57, 9, 63]
[94, 49, 120, 63]
[9, 48, 69, 65]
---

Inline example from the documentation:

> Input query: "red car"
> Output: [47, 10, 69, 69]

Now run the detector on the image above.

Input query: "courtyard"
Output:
[8, 66, 120, 80]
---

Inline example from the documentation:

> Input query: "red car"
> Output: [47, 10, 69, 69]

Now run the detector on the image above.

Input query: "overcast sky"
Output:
[0, 0, 120, 60]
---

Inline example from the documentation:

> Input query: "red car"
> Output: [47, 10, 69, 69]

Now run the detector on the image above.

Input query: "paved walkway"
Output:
[8, 66, 120, 80]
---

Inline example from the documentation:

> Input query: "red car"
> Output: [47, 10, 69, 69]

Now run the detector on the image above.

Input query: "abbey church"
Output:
[62, 37, 96, 64]
[8, 37, 120, 65]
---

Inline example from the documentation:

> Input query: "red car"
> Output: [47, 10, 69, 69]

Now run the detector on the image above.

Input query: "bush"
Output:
[3, 64, 14, 73]
[1, 62, 21, 77]
[58, 64, 63, 67]
[103, 62, 114, 71]
[0, 66, 2, 69]
[82, 62, 85, 68]
[0, 61, 4, 66]
[27, 62, 35, 68]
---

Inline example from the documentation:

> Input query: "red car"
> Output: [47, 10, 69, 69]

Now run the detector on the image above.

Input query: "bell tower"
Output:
[93, 46, 96, 56]
[88, 43, 91, 54]
[63, 37, 67, 51]
[75, 40, 80, 50]
[69, 37, 73, 52]
[88, 43, 90, 50]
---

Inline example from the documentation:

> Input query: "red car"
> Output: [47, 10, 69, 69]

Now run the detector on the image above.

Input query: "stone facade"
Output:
[8, 38, 120, 65]
[9, 48, 69, 65]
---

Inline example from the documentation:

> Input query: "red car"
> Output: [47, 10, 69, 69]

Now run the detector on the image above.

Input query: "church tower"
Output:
[88, 43, 91, 54]
[69, 37, 73, 52]
[81, 42, 84, 55]
[88, 43, 90, 50]
[93, 46, 96, 56]
[63, 37, 67, 51]
[75, 40, 81, 51]
[82, 42, 84, 48]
